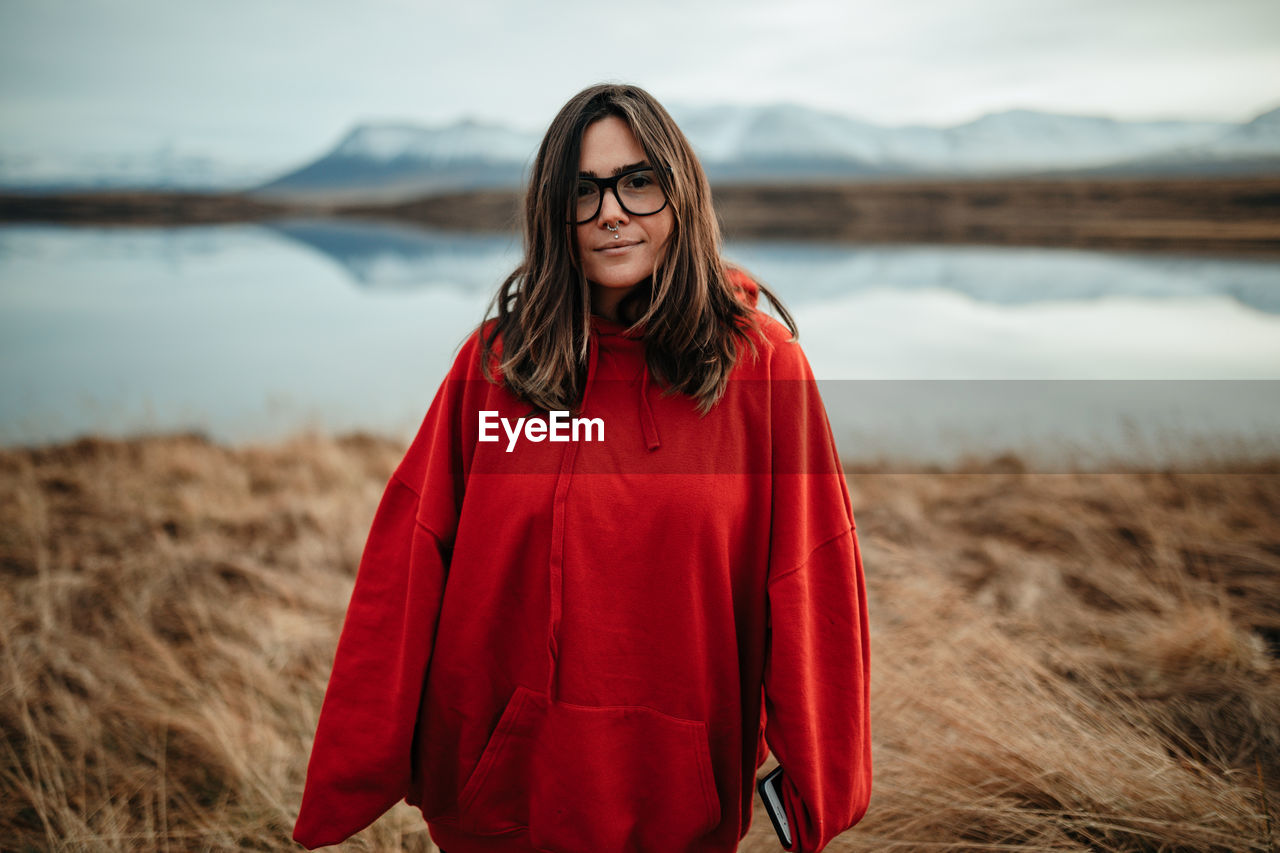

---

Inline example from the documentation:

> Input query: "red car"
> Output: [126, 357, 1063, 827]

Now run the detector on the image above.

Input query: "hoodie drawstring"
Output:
[639, 364, 661, 452]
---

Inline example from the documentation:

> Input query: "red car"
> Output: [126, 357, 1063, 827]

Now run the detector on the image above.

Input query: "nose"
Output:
[597, 187, 630, 225]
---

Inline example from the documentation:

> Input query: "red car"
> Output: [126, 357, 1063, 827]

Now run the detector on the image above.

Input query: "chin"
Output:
[586, 265, 653, 290]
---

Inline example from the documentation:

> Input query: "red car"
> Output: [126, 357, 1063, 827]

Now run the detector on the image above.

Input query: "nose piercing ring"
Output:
[605, 221, 620, 238]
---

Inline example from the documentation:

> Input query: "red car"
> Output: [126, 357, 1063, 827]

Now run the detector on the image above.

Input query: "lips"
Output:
[596, 239, 639, 251]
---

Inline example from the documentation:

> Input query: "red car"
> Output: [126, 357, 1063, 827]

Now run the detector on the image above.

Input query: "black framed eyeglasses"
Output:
[571, 165, 669, 225]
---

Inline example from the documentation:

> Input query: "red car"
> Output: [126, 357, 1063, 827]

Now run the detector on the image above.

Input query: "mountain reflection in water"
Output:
[1, 221, 1277, 466]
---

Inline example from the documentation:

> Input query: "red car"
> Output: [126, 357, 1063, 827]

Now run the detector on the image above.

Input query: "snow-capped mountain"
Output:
[1212, 105, 1280, 156]
[0, 146, 277, 193]
[918, 109, 1231, 172]
[253, 102, 1278, 201]
[4, 102, 1277, 196]
[330, 119, 540, 164]
[251, 119, 541, 202]
[671, 102, 890, 163]
[669, 104, 1232, 173]
[1061, 105, 1280, 177]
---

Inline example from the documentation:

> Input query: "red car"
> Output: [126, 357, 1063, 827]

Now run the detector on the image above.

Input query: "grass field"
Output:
[2, 432, 1277, 851]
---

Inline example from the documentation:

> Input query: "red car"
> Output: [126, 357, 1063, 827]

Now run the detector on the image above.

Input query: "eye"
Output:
[622, 172, 653, 189]
[575, 180, 598, 198]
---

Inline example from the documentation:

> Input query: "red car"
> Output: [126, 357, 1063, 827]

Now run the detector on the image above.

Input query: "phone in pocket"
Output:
[756, 766, 792, 847]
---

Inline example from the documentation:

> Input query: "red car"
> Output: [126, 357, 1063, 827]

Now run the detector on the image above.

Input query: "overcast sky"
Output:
[2, 0, 1278, 176]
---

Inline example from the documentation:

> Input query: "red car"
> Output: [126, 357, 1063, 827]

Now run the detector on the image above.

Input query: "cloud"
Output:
[0, 0, 1276, 174]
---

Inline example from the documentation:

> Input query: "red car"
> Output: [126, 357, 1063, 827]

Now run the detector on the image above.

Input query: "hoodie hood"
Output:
[727, 265, 760, 309]
[583, 265, 761, 456]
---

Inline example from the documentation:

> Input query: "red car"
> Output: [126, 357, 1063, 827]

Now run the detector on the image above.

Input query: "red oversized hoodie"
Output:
[293, 270, 871, 852]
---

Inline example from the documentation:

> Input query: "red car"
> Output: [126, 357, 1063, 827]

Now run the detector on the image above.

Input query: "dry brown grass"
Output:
[1, 433, 1276, 851]
[817, 467, 1280, 852]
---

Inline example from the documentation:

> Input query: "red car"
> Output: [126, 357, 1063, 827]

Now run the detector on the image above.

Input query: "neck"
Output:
[589, 283, 635, 324]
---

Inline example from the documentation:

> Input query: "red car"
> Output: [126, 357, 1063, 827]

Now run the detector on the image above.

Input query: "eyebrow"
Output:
[578, 161, 648, 178]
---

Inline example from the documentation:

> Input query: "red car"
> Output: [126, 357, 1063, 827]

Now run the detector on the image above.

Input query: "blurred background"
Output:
[4, 4, 1280, 852]
[1, 0, 1278, 465]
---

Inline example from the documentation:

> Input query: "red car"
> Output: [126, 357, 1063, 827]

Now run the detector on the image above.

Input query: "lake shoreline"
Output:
[3, 174, 1278, 257]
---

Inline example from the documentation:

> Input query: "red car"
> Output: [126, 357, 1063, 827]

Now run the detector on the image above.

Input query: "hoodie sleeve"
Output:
[293, 335, 477, 849]
[762, 335, 872, 851]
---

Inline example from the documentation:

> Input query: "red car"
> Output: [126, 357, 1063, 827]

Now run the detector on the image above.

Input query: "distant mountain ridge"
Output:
[254, 119, 535, 202]
[254, 103, 1280, 202]
[3, 102, 1277, 196]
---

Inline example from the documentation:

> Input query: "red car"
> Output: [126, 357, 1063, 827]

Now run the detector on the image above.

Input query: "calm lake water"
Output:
[2, 220, 1278, 468]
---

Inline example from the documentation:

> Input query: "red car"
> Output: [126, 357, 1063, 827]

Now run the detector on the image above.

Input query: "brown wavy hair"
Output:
[481, 82, 796, 414]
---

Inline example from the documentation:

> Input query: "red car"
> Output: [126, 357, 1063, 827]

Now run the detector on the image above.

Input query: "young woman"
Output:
[293, 83, 871, 853]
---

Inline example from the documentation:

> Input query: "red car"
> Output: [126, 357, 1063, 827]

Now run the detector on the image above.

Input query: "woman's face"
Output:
[574, 116, 674, 297]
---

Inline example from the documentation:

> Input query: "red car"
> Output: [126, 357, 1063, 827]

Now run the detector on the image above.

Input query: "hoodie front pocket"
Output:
[529, 699, 721, 853]
[457, 685, 539, 834]
[457, 687, 721, 849]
